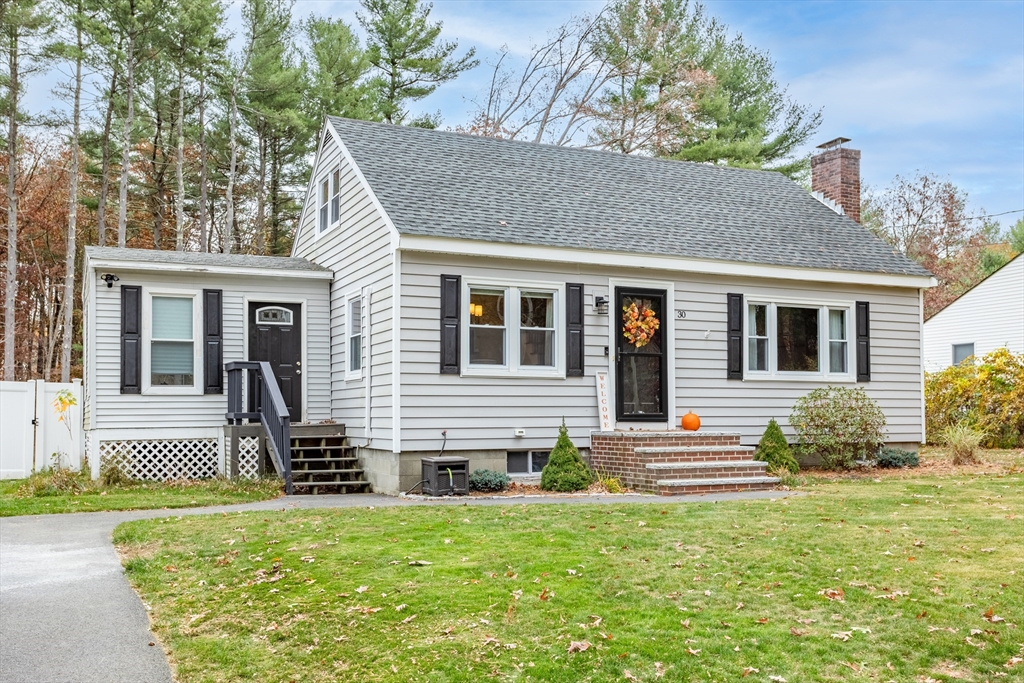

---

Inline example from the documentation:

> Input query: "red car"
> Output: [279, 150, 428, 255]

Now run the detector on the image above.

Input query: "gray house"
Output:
[82, 120, 934, 494]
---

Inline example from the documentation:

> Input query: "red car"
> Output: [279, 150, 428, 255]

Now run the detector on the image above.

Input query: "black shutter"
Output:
[727, 293, 744, 380]
[856, 301, 871, 381]
[120, 285, 141, 394]
[203, 289, 223, 394]
[566, 283, 585, 377]
[439, 274, 461, 374]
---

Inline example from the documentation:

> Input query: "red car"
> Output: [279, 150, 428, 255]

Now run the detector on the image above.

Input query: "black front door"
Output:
[248, 302, 302, 420]
[615, 287, 668, 421]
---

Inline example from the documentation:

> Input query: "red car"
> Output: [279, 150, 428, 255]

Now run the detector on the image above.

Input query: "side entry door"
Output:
[248, 302, 302, 420]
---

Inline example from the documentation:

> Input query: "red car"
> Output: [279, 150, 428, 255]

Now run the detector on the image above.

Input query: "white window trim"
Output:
[951, 342, 975, 366]
[461, 278, 566, 378]
[742, 296, 855, 382]
[315, 167, 342, 239]
[345, 289, 365, 381]
[141, 288, 203, 396]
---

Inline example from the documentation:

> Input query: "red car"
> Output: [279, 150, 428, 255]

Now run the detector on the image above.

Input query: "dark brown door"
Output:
[248, 302, 302, 420]
[615, 287, 667, 421]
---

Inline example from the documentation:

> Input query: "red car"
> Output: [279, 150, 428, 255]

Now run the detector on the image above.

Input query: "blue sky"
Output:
[313, 0, 1024, 228]
[28, 0, 1024, 229]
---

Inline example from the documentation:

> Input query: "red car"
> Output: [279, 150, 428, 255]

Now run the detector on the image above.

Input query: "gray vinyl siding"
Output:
[88, 270, 330, 431]
[293, 130, 394, 449]
[399, 252, 924, 452]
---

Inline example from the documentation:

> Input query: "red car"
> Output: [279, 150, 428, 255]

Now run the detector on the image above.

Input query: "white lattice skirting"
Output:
[238, 436, 260, 480]
[99, 438, 219, 481]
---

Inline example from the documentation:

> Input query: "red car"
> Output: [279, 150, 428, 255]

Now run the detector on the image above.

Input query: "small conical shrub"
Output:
[540, 419, 592, 492]
[756, 419, 799, 474]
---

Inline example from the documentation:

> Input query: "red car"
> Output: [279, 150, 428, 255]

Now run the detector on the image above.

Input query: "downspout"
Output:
[360, 285, 372, 448]
[919, 287, 926, 445]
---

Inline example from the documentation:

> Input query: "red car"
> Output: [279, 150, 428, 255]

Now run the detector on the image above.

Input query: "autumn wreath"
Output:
[622, 301, 660, 348]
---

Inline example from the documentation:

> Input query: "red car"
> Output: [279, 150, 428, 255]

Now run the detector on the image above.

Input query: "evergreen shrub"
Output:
[540, 420, 592, 492]
[755, 419, 799, 474]
[875, 447, 919, 469]
[469, 469, 510, 492]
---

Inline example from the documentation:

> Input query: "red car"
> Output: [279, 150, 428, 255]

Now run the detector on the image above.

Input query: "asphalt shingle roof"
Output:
[86, 247, 329, 272]
[330, 117, 930, 277]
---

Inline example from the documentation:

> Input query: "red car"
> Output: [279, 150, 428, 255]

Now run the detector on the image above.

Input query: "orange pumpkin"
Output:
[681, 411, 701, 431]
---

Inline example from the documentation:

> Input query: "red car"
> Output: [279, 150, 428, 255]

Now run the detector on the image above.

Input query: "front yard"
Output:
[115, 453, 1023, 683]
[0, 475, 282, 516]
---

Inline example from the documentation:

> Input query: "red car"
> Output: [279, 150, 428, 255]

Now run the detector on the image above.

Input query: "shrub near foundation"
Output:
[755, 419, 799, 474]
[790, 386, 887, 471]
[540, 420, 592, 492]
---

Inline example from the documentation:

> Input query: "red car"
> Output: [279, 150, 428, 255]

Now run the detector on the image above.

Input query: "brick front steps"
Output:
[589, 431, 779, 496]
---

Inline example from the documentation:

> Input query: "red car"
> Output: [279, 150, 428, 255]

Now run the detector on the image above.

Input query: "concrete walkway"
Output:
[0, 490, 786, 682]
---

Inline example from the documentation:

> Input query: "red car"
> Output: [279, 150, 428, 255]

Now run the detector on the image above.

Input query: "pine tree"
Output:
[358, 0, 477, 125]
[540, 419, 592, 492]
[755, 418, 798, 474]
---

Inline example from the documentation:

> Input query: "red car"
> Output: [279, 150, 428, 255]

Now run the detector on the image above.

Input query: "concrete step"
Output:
[655, 475, 779, 496]
[292, 480, 371, 491]
[635, 445, 757, 462]
[645, 459, 769, 480]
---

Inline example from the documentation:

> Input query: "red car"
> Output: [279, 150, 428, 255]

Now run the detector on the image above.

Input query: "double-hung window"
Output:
[318, 178, 329, 233]
[465, 282, 563, 375]
[150, 295, 195, 387]
[318, 169, 341, 234]
[745, 300, 853, 379]
[346, 293, 363, 379]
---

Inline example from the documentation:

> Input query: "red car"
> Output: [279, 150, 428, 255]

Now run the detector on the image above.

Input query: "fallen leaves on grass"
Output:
[567, 640, 590, 654]
[819, 587, 845, 601]
[983, 607, 1005, 623]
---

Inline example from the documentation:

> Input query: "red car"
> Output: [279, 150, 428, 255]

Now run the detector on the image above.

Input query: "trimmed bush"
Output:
[876, 447, 919, 469]
[540, 420, 592, 492]
[790, 386, 887, 471]
[755, 419, 799, 474]
[925, 348, 1024, 448]
[469, 469, 510, 492]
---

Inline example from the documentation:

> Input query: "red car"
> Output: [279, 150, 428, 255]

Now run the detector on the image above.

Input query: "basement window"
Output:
[507, 450, 550, 475]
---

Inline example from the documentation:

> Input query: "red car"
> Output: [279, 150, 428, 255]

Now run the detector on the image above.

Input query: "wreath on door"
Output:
[622, 301, 660, 348]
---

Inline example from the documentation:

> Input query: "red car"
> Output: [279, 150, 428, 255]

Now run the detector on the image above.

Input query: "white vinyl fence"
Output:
[0, 380, 83, 479]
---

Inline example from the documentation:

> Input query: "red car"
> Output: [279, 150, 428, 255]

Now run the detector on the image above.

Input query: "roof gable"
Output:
[329, 117, 930, 278]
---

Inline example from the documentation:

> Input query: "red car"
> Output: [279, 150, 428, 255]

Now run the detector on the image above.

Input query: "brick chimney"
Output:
[811, 137, 861, 223]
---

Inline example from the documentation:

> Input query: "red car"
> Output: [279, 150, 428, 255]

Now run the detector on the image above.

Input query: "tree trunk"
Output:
[197, 57, 208, 253]
[174, 64, 185, 251]
[151, 109, 164, 249]
[96, 55, 119, 248]
[117, 14, 136, 249]
[62, 7, 83, 382]
[224, 80, 238, 254]
[4, 28, 20, 380]
[255, 131, 266, 254]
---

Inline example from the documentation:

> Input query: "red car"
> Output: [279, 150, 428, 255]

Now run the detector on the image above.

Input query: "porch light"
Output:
[594, 296, 608, 314]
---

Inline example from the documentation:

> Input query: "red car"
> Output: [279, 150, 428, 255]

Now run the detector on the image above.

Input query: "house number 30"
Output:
[675, 310, 686, 319]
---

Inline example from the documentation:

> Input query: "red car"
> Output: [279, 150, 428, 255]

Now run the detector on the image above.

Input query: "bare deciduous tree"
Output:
[462, 15, 609, 146]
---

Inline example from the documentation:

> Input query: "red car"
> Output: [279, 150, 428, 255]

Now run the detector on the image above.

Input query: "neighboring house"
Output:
[922, 253, 1024, 371]
[82, 121, 934, 494]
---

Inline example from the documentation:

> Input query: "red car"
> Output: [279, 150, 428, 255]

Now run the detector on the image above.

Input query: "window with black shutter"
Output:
[856, 301, 871, 381]
[440, 274, 461, 374]
[566, 283, 584, 377]
[120, 285, 141, 394]
[203, 289, 223, 394]
[727, 293, 744, 379]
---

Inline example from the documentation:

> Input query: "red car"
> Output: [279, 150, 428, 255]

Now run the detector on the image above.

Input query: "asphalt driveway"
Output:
[0, 489, 786, 682]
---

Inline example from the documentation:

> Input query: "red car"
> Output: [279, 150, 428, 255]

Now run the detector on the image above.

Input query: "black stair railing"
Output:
[225, 361, 292, 494]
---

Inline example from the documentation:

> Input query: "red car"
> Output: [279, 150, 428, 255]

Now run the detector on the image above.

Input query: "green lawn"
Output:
[0, 475, 282, 516]
[115, 466, 1023, 682]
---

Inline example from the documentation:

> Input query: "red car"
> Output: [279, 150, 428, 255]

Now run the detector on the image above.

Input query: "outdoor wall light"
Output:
[594, 296, 609, 313]
[101, 273, 120, 288]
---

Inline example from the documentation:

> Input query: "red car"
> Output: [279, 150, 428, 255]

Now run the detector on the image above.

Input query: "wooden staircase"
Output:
[590, 431, 779, 496]
[289, 425, 371, 495]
